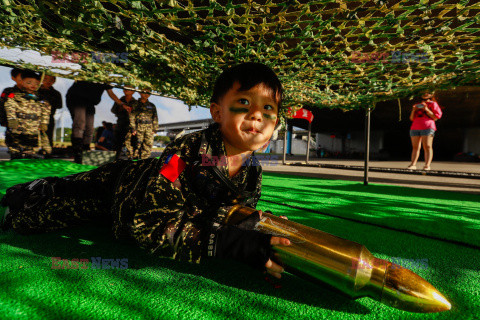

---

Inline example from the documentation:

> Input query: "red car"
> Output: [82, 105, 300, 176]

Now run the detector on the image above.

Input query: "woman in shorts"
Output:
[407, 92, 443, 171]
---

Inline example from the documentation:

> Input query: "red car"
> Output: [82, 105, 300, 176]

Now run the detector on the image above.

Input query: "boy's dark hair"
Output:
[211, 62, 284, 110]
[21, 70, 41, 81]
[11, 68, 23, 78]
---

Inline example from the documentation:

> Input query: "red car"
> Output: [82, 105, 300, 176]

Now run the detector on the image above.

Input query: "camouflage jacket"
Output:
[112, 123, 262, 263]
[4, 91, 51, 134]
[111, 96, 136, 127]
[128, 100, 158, 131]
[0, 85, 22, 126]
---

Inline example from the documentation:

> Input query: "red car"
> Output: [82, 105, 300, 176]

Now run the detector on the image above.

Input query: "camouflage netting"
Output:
[0, 0, 479, 114]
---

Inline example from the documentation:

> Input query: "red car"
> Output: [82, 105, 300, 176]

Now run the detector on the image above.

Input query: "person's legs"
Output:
[409, 135, 422, 167]
[114, 125, 128, 160]
[39, 131, 52, 155]
[47, 116, 55, 148]
[7, 132, 23, 158]
[421, 135, 434, 169]
[2, 160, 129, 234]
[20, 134, 39, 157]
[72, 106, 87, 163]
[140, 128, 153, 159]
[83, 112, 95, 148]
[124, 132, 134, 160]
[72, 106, 87, 140]
[5, 129, 12, 151]
[136, 129, 145, 159]
[134, 130, 144, 160]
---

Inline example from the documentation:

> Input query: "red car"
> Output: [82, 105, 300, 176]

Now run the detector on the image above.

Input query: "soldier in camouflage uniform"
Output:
[111, 89, 136, 159]
[125, 91, 158, 160]
[4, 71, 51, 159]
[38, 75, 63, 150]
[0, 68, 24, 152]
[1, 63, 289, 278]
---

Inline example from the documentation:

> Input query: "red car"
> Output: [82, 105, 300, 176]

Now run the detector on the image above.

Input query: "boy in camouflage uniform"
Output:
[125, 91, 158, 160]
[0, 68, 24, 152]
[4, 71, 51, 159]
[1, 63, 290, 279]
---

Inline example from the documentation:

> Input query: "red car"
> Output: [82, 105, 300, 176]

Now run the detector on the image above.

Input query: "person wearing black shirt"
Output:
[66, 80, 127, 163]
[38, 75, 62, 149]
[111, 89, 136, 159]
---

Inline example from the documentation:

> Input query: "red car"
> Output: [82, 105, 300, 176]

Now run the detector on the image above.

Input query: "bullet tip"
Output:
[380, 263, 452, 313]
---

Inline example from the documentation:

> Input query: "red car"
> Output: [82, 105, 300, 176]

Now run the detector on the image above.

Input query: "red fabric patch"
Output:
[7, 93, 15, 98]
[159, 154, 186, 182]
[287, 107, 314, 123]
[1, 92, 5, 98]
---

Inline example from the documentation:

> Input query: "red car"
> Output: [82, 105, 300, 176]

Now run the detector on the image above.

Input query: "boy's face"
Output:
[210, 82, 279, 154]
[12, 74, 23, 88]
[41, 75, 56, 89]
[123, 89, 134, 96]
[22, 78, 40, 94]
[140, 92, 151, 100]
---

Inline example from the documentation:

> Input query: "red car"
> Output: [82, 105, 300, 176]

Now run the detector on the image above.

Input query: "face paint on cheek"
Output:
[229, 107, 248, 114]
[263, 113, 277, 120]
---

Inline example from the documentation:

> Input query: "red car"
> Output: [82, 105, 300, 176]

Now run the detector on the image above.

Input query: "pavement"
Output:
[1, 147, 479, 194]
[261, 156, 480, 195]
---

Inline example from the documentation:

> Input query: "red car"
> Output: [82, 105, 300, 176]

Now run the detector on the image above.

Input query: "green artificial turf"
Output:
[1, 160, 479, 320]
[260, 173, 480, 248]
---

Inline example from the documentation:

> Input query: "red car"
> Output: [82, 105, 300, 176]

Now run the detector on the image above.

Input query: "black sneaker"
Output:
[0, 207, 13, 231]
[2, 179, 54, 211]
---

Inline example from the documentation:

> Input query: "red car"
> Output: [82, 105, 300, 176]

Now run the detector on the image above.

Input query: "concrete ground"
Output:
[262, 156, 480, 195]
[1, 147, 479, 194]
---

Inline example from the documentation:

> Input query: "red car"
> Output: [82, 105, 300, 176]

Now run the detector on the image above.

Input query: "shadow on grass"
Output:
[259, 174, 480, 247]
[1, 225, 371, 319]
[256, 202, 480, 319]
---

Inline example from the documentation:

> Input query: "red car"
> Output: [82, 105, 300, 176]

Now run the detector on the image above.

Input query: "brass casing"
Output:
[224, 205, 451, 313]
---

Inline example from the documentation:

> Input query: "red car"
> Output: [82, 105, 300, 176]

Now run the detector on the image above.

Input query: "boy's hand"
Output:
[266, 237, 291, 279]
[132, 130, 137, 136]
[122, 104, 132, 113]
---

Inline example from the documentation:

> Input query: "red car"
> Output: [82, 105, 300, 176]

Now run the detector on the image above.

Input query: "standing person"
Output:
[407, 92, 443, 171]
[66, 80, 128, 163]
[38, 75, 62, 149]
[1, 62, 290, 279]
[129, 90, 158, 160]
[4, 71, 51, 159]
[111, 88, 136, 159]
[0, 68, 24, 151]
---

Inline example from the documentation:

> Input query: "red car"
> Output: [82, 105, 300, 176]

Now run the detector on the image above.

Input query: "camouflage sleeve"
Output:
[0, 89, 8, 106]
[128, 109, 136, 130]
[152, 103, 158, 131]
[130, 138, 207, 263]
[0, 90, 8, 126]
[4, 96, 19, 121]
[41, 101, 51, 125]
